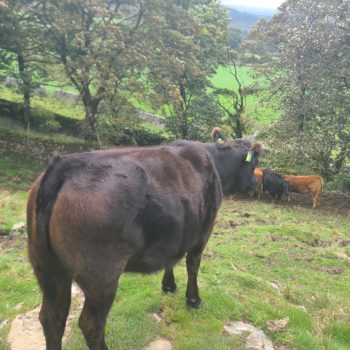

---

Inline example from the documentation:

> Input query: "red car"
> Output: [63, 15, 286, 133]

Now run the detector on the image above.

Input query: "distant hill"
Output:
[225, 7, 271, 34]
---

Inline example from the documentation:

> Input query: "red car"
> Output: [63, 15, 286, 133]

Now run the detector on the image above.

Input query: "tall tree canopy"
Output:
[145, 0, 228, 140]
[0, 0, 48, 129]
[244, 0, 350, 179]
[33, 0, 159, 138]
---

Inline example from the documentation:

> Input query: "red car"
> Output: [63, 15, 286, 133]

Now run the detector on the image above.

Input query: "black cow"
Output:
[27, 140, 262, 350]
[263, 168, 289, 200]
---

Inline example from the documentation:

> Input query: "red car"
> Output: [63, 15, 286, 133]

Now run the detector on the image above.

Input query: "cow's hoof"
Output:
[186, 297, 202, 309]
[162, 283, 177, 293]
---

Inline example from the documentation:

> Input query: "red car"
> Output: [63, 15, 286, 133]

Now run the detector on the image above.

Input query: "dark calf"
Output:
[263, 168, 289, 200]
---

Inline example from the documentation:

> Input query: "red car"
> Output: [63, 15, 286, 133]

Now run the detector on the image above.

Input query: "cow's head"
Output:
[233, 142, 263, 194]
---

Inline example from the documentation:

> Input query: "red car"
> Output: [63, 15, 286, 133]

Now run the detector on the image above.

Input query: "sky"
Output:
[220, 0, 284, 10]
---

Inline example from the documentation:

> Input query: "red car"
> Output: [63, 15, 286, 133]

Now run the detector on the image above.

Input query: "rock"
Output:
[2, 77, 19, 86]
[246, 330, 274, 350]
[296, 305, 307, 312]
[335, 252, 350, 261]
[7, 306, 46, 350]
[223, 321, 259, 336]
[8, 283, 85, 350]
[150, 313, 162, 323]
[11, 223, 26, 234]
[53, 90, 79, 100]
[139, 111, 165, 126]
[270, 282, 281, 294]
[266, 317, 289, 332]
[0, 319, 8, 329]
[144, 338, 172, 350]
[223, 321, 274, 350]
[34, 86, 47, 97]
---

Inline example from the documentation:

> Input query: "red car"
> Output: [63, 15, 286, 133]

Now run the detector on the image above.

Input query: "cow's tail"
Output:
[319, 176, 324, 190]
[27, 156, 71, 298]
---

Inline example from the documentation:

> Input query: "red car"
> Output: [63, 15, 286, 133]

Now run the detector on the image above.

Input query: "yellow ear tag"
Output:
[246, 151, 252, 162]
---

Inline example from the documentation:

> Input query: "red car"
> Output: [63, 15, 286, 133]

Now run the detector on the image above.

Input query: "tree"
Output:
[0, 0, 49, 130]
[214, 53, 246, 138]
[227, 27, 243, 51]
[34, 0, 157, 139]
[145, 0, 228, 140]
[243, 0, 350, 180]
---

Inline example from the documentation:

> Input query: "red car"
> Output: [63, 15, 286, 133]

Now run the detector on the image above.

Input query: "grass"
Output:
[1, 152, 350, 349]
[0, 156, 43, 234]
[0, 85, 84, 120]
[1, 64, 280, 137]
[0, 115, 88, 144]
[0, 239, 40, 350]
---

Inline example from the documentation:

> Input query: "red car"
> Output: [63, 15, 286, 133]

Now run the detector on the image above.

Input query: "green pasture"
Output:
[0, 65, 280, 135]
[0, 85, 84, 120]
[211, 65, 280, 129]
[1, 155, 349, 350]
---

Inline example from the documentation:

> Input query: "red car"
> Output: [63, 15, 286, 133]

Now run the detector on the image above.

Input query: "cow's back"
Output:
[47, 143, 222, 274]
[283, 175, 323, 194]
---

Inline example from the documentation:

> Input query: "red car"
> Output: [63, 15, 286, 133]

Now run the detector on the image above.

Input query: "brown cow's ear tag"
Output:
[246, 151, 252, 162]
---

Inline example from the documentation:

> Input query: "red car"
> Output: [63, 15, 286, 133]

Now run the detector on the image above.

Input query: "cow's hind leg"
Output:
[38, 266, 72, 350]
[186, 246, 203, 308]
[78, 288, 116, 350]
[185, 234, 212, 309]
[312, 193, 317, 208]
[162, 266, 177, 293]
[316, 191, 321, 206]
[76, 259, 127, 350]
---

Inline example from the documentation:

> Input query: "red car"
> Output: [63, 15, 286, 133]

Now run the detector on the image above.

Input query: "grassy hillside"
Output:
[0, 85, 84, 120]
[1, 155, 349, 350]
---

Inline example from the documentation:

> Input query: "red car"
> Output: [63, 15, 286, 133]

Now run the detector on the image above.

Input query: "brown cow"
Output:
[282, 175, 324, 208]
[27, 140, 261, 350]
[211, 127, 224, 143]
[249, 167, 264, 199]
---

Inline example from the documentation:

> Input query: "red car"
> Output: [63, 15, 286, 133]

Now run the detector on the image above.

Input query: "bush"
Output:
[37, 118, 62, 133]
[325, 169, 350, 193]
[97, 112, 169, 146]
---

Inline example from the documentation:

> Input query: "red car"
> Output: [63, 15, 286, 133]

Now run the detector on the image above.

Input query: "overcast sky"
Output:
[221, 0, 284, 9]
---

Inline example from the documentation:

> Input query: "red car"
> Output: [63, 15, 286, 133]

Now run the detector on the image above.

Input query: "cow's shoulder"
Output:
[172, 142, 215, 173]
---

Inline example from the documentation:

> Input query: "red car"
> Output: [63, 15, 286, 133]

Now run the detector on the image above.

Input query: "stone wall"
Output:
[0, 129, 97, 163]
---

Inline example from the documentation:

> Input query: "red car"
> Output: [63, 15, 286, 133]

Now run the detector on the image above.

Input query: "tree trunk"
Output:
[180, 115, 188, 139]
[17, 54, 31, 131]
[81, 87, 101, 140]
[234, 116, 243, 138]
[334, 147, 347, 173]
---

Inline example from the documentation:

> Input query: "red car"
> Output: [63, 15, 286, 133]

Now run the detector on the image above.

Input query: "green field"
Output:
[0, 65, 279, 136]
[211, 65, 280, 129]
[1, 155, 349, 350]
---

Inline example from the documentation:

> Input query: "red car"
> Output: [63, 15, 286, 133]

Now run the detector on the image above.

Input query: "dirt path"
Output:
[238, 190, 350, 216]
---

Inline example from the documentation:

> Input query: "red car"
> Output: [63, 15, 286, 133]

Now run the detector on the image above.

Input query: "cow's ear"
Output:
[252, 142, 263, 156]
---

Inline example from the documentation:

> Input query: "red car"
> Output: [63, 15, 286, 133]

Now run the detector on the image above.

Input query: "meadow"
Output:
[1, 155, 350, 350]
[0, 64, 279, 134]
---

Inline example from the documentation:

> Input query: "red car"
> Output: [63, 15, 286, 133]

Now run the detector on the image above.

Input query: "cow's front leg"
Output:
[185, 248, 203, 308]
[162, 266, 177, 293]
